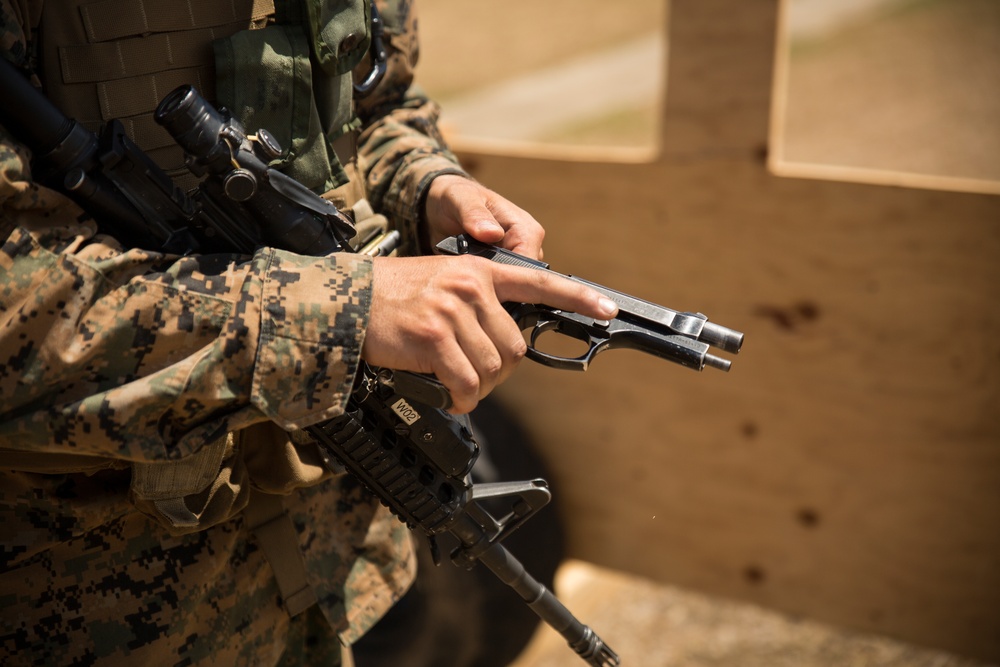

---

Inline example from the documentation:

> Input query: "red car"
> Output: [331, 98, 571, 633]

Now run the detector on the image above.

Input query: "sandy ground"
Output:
[780, 0, 1000, 182]
[508, 561, 997, 667]
[417, 0, 665, 147]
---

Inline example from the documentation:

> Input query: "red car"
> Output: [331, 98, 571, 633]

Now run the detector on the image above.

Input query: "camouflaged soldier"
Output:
[0, 0, 617, 664]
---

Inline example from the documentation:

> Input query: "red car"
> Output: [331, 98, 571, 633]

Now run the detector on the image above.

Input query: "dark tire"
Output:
[352, 397, 566, 667]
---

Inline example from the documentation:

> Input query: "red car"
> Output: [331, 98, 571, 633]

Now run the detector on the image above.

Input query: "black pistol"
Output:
[437, 234, 744, 373]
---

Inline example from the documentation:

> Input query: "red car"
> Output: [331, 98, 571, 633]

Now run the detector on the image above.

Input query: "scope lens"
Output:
[154, 85, 226, 158]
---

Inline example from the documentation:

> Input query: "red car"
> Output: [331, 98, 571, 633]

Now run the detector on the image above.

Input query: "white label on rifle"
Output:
[392, 398, 421, 425]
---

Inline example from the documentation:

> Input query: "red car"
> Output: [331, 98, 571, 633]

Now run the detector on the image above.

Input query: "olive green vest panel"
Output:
[36, 0, 275, 187]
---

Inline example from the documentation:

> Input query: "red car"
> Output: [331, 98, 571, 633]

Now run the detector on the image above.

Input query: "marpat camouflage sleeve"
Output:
[0, 166, 373, 462]
[356, 0, 469, 255]
[0, 76, 373, 463]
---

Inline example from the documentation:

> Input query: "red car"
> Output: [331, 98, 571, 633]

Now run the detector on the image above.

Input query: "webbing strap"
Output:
[130, 434, 230, 503]
[80, 0, 275, 43]
[244, 490, 319, 617]
[118, 114, 176, 151]
[59, 22, 253, 84]
[97, 65, 213, 120]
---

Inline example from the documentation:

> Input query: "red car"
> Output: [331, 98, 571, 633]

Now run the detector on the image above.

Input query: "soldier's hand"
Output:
[361, 255, 618, 414]
[423, 174, 546, 260]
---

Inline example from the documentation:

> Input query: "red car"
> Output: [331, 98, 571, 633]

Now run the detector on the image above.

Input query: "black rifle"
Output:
[0, 58, 621, 666]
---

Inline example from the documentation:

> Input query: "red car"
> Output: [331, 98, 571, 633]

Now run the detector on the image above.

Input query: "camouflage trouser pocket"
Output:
[131, 431, 251, 535]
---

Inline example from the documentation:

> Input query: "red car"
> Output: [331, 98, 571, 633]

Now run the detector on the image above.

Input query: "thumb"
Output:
[459, 202, 505, 242]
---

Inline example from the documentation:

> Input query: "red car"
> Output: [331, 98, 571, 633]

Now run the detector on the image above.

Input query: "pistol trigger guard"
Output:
[527, 318, 562, 350]
[523, 317, 605, 371]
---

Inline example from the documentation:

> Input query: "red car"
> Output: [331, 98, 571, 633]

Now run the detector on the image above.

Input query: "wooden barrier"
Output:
[451, 0, 1000, 661]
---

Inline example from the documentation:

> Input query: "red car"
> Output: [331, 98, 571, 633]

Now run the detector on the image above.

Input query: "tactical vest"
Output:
[35, 0, 371, 197]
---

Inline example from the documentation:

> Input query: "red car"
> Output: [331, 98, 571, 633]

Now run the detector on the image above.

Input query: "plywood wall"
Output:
[452, 0, 1000, 661]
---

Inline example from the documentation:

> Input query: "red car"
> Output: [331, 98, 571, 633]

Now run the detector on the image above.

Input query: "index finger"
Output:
[490, 262, 619, 321]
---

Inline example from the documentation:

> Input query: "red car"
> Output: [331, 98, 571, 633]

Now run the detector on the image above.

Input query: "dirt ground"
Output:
[417, 0, 666, 100]
[781, 0, 1000, 182]
[507, 561, 996, 667]
[417, 0, 665, 147]
[418, 0, 1000, 179]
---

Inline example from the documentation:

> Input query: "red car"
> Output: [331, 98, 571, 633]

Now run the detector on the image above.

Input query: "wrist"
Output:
[418, 171, 470, 253]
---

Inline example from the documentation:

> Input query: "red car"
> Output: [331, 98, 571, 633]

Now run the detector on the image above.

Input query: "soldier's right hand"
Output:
[361, 254, 619, 414]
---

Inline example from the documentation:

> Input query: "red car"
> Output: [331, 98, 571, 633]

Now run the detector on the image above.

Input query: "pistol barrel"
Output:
[700, 320, 744, 355]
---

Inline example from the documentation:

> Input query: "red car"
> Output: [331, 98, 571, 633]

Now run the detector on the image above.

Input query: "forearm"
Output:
[0, 164, 372, 461]
[355, 0, 468, 255]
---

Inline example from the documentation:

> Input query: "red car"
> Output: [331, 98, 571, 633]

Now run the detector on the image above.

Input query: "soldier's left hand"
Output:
[423, 174, 545, 260]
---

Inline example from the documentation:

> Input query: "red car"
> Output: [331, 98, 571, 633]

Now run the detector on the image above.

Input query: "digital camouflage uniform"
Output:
[0, 0, 468, 663]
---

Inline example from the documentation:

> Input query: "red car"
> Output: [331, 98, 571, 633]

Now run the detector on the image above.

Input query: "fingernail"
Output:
[478, 220, 503, 235]
[599, 297, 619, 317]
